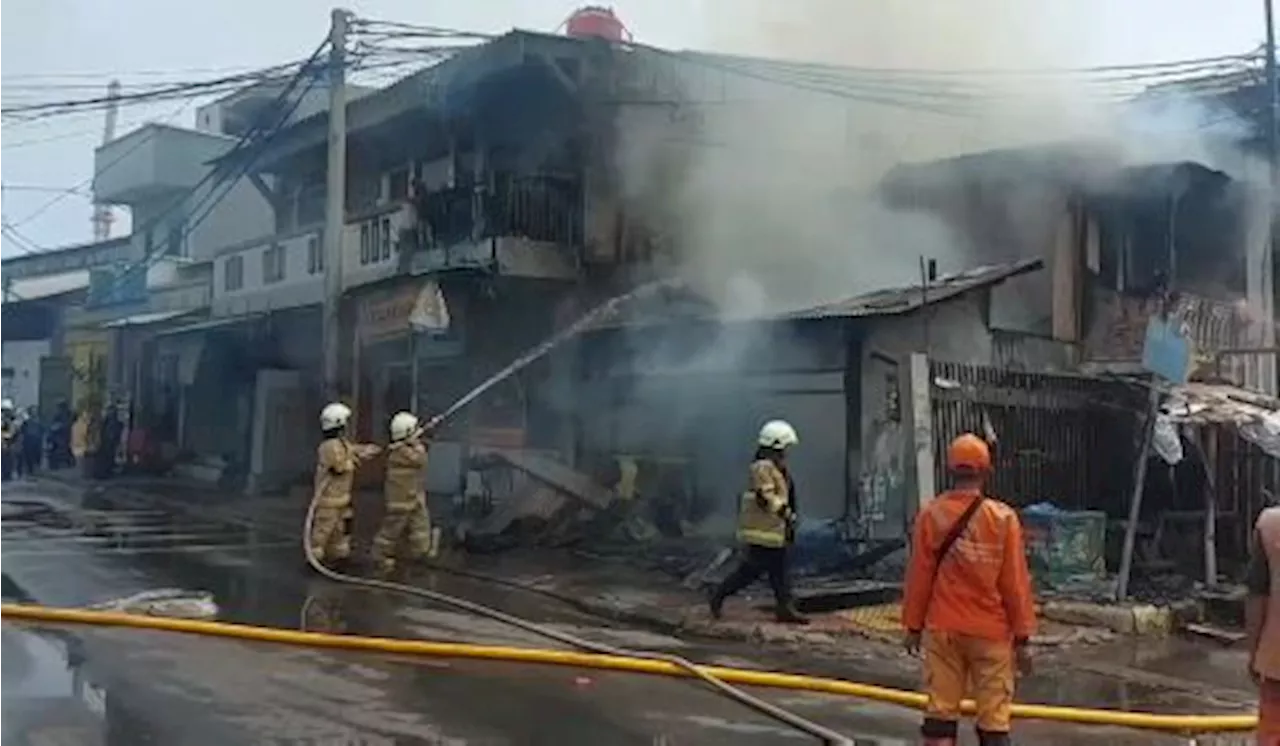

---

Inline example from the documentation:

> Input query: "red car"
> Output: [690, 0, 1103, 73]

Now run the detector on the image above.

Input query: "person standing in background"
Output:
[20, 407, 43, 476]
[1247, 504, 1280, 746]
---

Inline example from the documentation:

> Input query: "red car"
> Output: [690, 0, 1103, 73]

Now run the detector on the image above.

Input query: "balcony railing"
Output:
[408, 175, 583, 252]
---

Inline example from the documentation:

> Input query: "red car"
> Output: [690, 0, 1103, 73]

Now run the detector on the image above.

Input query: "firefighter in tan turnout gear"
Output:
[370, 411, 439, 572]
[310, 402, 381, 569]
[709, 419, 809, 625]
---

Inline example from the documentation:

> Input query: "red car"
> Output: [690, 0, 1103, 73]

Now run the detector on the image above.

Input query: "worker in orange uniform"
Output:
[1246, 503, 1280, 746]
[901, 433, 1036, 746]
[309, 402, 381, 570]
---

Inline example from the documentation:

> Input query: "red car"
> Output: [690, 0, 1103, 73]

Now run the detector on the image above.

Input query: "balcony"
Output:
[93, 124, 236, 206]
[405, 175, 582, 280]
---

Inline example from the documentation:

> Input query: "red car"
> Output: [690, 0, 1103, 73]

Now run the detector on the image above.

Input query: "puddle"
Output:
[1, 623, 107, 742]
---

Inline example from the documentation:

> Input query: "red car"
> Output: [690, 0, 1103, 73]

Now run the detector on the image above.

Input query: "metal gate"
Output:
[929, 361, 1140, 510]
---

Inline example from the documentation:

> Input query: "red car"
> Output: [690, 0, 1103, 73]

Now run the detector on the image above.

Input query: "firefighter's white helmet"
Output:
[0, 398, 12, 412]
[389, 411, 419, 441]
[319, 402, 352, 431]
[757, 419, 799, 449]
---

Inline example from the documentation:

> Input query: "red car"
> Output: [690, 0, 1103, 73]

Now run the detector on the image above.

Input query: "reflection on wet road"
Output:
[0, 481, 1236, 744]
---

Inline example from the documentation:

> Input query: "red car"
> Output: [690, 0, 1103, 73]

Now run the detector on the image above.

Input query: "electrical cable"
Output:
[79, 38, 329, 286]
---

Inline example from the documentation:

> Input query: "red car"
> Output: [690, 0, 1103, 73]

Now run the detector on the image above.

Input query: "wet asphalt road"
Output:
[0, 479, 1243, 745]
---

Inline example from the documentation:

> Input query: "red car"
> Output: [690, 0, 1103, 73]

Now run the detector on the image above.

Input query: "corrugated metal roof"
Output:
[1163, 382, 1280, 459]
[780, 257, 1045, 320]
[1, 271, 90, 303]
[583, 258, 1044, 331]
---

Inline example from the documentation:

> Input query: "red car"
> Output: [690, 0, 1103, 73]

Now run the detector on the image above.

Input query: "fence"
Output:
[929, 360, 1142, 512]
[1207, 423, 1280, 569]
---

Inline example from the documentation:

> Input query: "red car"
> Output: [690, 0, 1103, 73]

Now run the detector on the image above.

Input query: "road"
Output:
[0, 478, 1239, 745]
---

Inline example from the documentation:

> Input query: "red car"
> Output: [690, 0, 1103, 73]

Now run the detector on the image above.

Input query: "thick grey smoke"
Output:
[596, 2, 1269, 530]
[613, 0, 1265, 315]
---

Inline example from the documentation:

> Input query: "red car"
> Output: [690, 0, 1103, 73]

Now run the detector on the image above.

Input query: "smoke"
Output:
[594, 2, 1269, 530]
[612, 0, 1265, 315]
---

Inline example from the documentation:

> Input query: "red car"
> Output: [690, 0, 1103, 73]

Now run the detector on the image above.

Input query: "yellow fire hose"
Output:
[0, 601, 1258, 735]
[298, 500, 856, 744]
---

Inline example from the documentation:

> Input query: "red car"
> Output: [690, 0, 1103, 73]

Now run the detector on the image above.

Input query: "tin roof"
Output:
[585, 258, 1043, 331]
[780, 257, 1044, 320]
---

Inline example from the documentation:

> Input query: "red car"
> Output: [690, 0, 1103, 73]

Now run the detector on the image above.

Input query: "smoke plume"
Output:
[613, 0, 1264, 315]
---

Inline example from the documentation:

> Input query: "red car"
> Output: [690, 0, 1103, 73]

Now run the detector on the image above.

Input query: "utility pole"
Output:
[322, 8, 350, 398]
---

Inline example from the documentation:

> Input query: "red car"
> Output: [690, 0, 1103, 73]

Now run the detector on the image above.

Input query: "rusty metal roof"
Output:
[779, 257, 1044, 320]
[583, 258, 1044, 331]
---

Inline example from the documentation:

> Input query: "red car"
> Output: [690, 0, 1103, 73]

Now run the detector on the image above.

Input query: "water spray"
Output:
[427, 278, 682, 429]
[308, 277, 855, 743]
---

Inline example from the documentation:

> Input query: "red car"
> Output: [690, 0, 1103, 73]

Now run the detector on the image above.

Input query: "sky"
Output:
[0, 0, 1272, 258]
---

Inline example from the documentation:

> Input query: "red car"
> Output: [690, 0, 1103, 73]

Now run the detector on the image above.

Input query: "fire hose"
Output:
[302, 498, 857, 745]
[0, 277, 1262, 738]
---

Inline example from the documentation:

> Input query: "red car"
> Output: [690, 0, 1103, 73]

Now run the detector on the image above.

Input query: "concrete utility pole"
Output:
[322, 8, 350, 398]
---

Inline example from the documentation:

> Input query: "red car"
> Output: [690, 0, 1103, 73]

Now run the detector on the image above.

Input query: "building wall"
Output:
[1, 340, 51, 411]
[183, 179, 275, 262]
[855, 293, 993, 539]
[210, 205, 410, 316]
[579, 317, 851, 527]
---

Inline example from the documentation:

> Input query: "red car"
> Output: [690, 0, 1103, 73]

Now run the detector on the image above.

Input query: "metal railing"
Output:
[408, 175, 584, 252]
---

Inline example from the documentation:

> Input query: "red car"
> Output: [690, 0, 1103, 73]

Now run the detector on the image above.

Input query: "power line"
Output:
[104, 38, 330, 287]
[2, 221, 46, 255]
[1, 184, 92, 195]
[0, 55, 422, 124]
[6, 99, 196, 231]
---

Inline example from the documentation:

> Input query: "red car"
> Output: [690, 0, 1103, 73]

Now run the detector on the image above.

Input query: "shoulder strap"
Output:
[931, 495, 985, 581]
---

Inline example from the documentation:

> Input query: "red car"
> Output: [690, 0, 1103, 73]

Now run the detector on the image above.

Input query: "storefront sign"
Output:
[359, 280, 449, 343]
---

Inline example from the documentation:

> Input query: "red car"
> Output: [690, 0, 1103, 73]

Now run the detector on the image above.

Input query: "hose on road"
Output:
[301, 499, 857, 745]
[0, 600, 1259, 735]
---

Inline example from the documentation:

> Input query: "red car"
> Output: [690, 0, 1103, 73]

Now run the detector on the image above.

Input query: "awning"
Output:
[1, 271, 91, 303]
[101, 309, 199, 329]
[154, 314, 265, 337]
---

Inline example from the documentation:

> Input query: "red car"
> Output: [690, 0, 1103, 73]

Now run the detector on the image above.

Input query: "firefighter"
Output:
[369, 411, 439, 573]
[1, 399, 15, 482]
[309, 402, 380, 569]
[709, 419, 809, 625]
[902, 433, 1036, 746]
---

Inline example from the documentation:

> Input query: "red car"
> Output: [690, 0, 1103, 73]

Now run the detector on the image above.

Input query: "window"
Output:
[262, 243, 286, 284]
[380, 217, 392, 260]
[224, 255, 244, 291]
[359, 223, 371, 265]
[389, 169, 410, 201]
[307, 235, 324, 275]
[166, 221, 184, 256]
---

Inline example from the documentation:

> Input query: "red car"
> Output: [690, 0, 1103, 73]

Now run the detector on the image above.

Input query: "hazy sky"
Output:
[0, 0, 1271, 258]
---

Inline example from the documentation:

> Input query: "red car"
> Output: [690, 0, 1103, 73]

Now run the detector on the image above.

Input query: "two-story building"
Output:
[209, 28, 638, 491]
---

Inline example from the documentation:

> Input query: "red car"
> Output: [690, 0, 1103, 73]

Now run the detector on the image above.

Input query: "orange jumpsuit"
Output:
[902, 488, 1036, 739]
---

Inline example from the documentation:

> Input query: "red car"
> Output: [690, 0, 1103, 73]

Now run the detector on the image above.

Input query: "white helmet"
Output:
[319, 402, 352, 431]
[1, 399, 13, 412]
[757, 419, 799, 449]
[389, 411, 419, 441]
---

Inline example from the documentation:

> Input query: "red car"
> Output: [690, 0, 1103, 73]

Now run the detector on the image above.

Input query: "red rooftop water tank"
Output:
[565, 6, 630, 42]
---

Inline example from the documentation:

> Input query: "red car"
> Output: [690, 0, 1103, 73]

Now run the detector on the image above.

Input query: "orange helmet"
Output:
[946, 433, 991, 473]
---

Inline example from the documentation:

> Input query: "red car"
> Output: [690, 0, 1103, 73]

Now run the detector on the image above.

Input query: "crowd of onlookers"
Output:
[1, 399, 126, 482]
